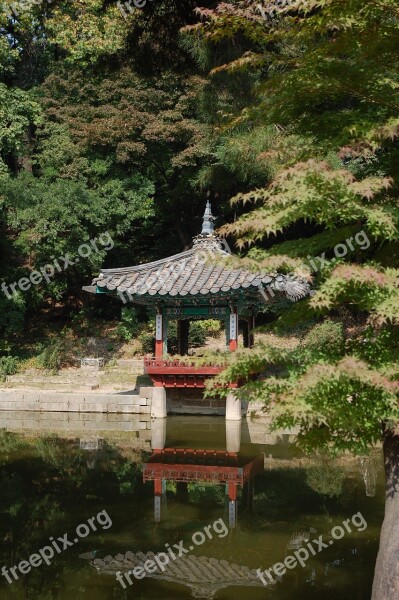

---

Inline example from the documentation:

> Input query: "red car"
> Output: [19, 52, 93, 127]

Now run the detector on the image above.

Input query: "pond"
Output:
[0, 414, 384, 600]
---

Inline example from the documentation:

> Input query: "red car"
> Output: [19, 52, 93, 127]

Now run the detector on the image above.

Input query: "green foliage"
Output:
[192, 1, 399, 154]
[116, 308, 140, 342]
[301, 320, 345, 360]
[248, 226, 367, 261]
[0, 171, 155, 301]
[189, 322, 209, 347]
[306, 464, 345, 498]
[36, 341, 64, 372]
[115, 462, 141, 495]
[45, 0, 128, 68]
[0, 356, 19, 381]
[167, 321, 208, 353]
[222, 162, 396, 246]
[0, 84, 41, 174]
[197, 126, 279, 191]
[195, 319, 222, 338]
[0, 429, 27, 456]
[139, 332, 155, 355]
[194, 0, 399, 460]
[188, 482, 225, 505]
[349, 326, 399, 369]
[0, 292, 26, 339]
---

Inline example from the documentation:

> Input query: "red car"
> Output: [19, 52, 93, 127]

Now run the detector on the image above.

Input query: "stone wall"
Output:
[0, 389, 153, 414]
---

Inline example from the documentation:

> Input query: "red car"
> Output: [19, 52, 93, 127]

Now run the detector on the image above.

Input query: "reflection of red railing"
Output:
[143, 450, 264, 485]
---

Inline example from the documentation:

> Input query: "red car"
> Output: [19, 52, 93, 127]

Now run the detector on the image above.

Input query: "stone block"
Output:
[139, 387, 153, 400]
[151, 388, 167, 418]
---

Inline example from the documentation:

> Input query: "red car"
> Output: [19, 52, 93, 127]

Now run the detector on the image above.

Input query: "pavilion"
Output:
[83, 202, 310, 419]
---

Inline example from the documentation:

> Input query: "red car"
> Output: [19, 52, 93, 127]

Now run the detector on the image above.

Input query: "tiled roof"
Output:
[84, 235, 311, 304]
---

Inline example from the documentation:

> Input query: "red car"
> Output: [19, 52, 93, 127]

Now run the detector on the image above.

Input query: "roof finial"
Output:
[201, 198, 215, 235]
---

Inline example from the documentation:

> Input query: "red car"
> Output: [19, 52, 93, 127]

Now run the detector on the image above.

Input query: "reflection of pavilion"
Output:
[146, 419, 264, 528]
[86, 551, 266, 599]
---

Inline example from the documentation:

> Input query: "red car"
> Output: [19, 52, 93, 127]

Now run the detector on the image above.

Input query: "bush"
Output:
[0, 292, 26, 338]
[348, 326, 399, 367]
[306, 464, 345, 497]
[301, 319, 345, 359]
[194, 319, 222, 338]
[0, 340, 12, 355]
[0, 356, 19, 382]
[36, 341, 64, 372]
[189, 322, 208, 347]
[116, 308, 140, 342]
[69, 309, 92, 335]
[139, 332, 155, 355]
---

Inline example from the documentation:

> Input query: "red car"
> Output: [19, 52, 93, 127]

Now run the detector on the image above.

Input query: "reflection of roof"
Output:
[86, 551, 267, 598]
[143, 449, 264, 485]
[83, 202, 311, 306]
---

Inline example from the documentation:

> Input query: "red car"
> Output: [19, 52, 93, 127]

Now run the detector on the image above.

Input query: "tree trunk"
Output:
[371, 427, 399, 599]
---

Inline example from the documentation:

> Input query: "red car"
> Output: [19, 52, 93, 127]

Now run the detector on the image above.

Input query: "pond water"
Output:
[0, 415, 384, 600]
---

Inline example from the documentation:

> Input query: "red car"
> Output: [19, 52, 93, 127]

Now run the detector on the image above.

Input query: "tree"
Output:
[0, 0, 222, 338]
[189, 2, 399, 598]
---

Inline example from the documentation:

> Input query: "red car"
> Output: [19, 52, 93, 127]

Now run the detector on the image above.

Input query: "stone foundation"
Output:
[166, 389, 227, 416]
[0, 387, 263, 418]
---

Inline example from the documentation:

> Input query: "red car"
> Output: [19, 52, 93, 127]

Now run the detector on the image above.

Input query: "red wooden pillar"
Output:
[155, 311, 163, 358]
[229, 308, 238, 352]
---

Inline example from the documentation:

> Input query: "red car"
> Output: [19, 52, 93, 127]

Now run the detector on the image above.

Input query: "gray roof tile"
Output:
[86, 235, 311, 304]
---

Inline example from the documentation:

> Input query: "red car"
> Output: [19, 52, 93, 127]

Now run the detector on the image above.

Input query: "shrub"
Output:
[69, 309, 92, 335]
[0, 292, 26, 338]
[301, 319, 345, 359]
[306, 464, 345, 497]
[348, 326, 399, 367]
[189, 322, 208, 347]
[36, 341, 64, 372]
[0, 340, 12, 355]
[116, 307, 140, 342]
[194, 319, 222, 338]
[0, 356, 19, 382]
[139, 332, 155, 355]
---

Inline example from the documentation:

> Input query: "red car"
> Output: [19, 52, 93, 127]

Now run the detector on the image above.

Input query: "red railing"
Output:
[143, 357, 236, 388]
[144, 357, 224, 374]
